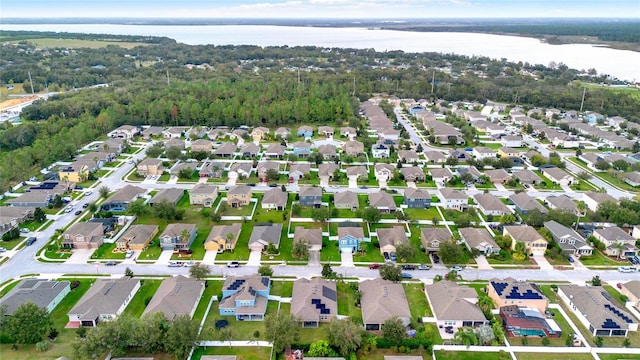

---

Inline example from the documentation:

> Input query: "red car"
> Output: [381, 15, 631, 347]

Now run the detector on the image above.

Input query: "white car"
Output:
[85, 190, 92, 196]
[618, 266, 636, 273]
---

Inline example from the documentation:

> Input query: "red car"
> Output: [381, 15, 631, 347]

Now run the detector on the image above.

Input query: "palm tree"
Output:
[454, 327, 478, 348]
[477, 294, 495, 318]
[574, 201, 587, 230]
[225, 232, 234, 251]
[613, 242, 625, 260]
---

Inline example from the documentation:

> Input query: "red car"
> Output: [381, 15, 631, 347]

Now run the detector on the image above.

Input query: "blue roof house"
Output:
[219, 275, 271, 321]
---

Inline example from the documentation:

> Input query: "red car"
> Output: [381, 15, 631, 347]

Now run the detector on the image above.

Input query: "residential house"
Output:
[204, 223, 242, 252]
[318, 163, 339, 184]
[165, 139, 185, 150]
[67, 278, 140, 327]
[421, 228, 452, 253]
[227, 185, 252, 208]
[457, 166, 483, 183]
[400, 166, 425, 182]
[251, 126, 270, 142]
[240, 143, 260, 157]
[546, 195, 579, 215]
[378, 128, 400, 141]
[248, 223, 283, 251]
[459, 227, 499, 255]
[291, 278, 337, 327]
[523, 150, 543, 164]
[112, 125, 139, 139]
[219, 275, 271, 321]
[264, 144, 286, 159]
[544, 221, 593, 257]
[371, 142, 391, 158]
[141, 126, 163, 140]
[4, 191, 54, 208]
[297, 126, 314, 138]
[374, 164, 395, 182]
[317, 144, 337, 160]
[438, 188, 468, 211]
[430, 167, 454, 185]
[163, 127, 184, 139]
[137, 158, 164, 176]
[288, 163, 311, 182]
[593, 226, 638, 259]
[170, 162, 197, 177]
[262, 188, 287, 211]
[579, 153, 604, 171]
[423, 119, 464, 145]
[622, 172, 640, 187]
[487, 278, 548, 314]
[404, 188, 431, 209]
[501, 136, 523, 148]
[299, 186, 323, 207]
[583, 191, 616, 212]
[449, 149, 469, 161]
[143, 276, 205, 320]
[359, 278, 411, 331]
[425, 281, 488, 334]
[100, 185, 146, 211]
[0, 207, 34, 237]
[274, 127, 291, 139]
[190, 139, 213, 153]
[213, 142, 237, 158]
[149, 188, 184, 206]
[230, 128, 248, 140]
[509, 192, 548, 215]
[340, 126, 357, 140]
[199, 161, 225, 179]
[159, 223, 197, 251]
[369, 191, 397, 213]
[498, 147, 520, 158]
[103, 138, 126, 154]
[292, 141, 312, 158]
[398, 150, 419, 163]
[0, 279, 70, 315]
[619, 281, 640, 309]
[229, 162, 252, 179]
[62, 222, 104, 250]
[345, 165, 368, 181]
[584, 111, 604, 124]
[542, 167, 576, 186]
[558, 285, 638, 337]
[484, 169, 512, 184]
[334, 191, 358, 211]
[189, 184, 219, 208]
[318, 126, 334, 138]
[503, 225, 548, 256]
[116, 225, 158, 251]
[57, 162, 90, 183]
[377, 226, 408, 257]
[473, 146, 496, 160]
[256, 161, 280, 182]
[293, 227, 322, 250]
[343, 140, 365, 156]
[424, 151, 447, 163]
[513, 169, 543, 185]
[337, 224, 365, 253]
[474, 193, 511, 217]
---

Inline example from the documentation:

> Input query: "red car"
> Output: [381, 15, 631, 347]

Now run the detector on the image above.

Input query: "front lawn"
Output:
[215, 221, 252, 262]
[514, 354, 593, 360]
[579, 250, 628, 266]
[202, 300, 279, 341]
[90, 242, 126, 260]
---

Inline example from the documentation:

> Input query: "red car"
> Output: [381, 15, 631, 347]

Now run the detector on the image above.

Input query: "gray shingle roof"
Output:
[0, 279, 70, 315]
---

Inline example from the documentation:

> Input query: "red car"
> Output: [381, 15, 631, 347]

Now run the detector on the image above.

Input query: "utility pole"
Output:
[579, 87, 586, 112]
[28, 71, 35, 94]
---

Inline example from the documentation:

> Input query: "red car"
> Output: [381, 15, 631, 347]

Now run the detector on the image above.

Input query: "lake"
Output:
[2, 24, 639, 82]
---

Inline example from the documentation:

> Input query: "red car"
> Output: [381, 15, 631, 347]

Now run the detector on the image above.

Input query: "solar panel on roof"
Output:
[248, 287, 256, 296]
[491, 281, 507, 296]
[322, 286, 337, 302]
[605, 304, 633, 323]
[321, 308, 331, 315]
[602, 319, 621, 329]
[311, 298, 320, 304]
[261, 277, 269, 287]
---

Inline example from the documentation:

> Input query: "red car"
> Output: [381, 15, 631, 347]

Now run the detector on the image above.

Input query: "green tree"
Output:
[321, 263, 335, 278]
[307, 339, 336, 357]
[189, 263, 211, 280]
[146, 143, 163, 158]
[439, 240, 463, 264]
[52, 194, 63, 208]
[395, 243, 416, 262]
[477, 294, 495, 318]
[360, 206, 382, 224]
[152, 199, 185, 220]
[612, 159, 629, 171]
[178, 167, 194, 179]
[476, 324, 495, 345]
[291, 203, 302, 216]
[382, 316, 407, 344]
[591, 275, 602, 286]
[139, 312, 169, 354]
[379, 263, 402, 282]
[127, 198, 149, 216]
[166, 146, 182, 160]
[265, 313, 300, 353]
[99, 185, 110, 199]
[594, 160, 611, 171]
[454, 213, 472, 228]
[124, 267, 134, 278]
[514, 241, 527, 260]
[33, 207, 46, 223]
[525, 208, 546, 227]
[258, 264, 273, 276]
[310, 207, 330, 223]
[325, 318, 363, 356]
[5, 302, 52, 345]
[88, 203, 98, 213]
[499, 213, 516, 224]
[165, 315, 199, 360]
[454, 327, 478, 348]
[446, 155, 459, 166]
[266, 168, 280, 182]
[292, 240, 309, 259]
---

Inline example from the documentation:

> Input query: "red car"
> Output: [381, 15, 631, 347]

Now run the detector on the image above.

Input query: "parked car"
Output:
[390, 252, 397, 261]
[617, 283, 623, 289]
[359, 186, 368, 189]
[0, 247, 7, 253]
[227, 261, 240, 268]
[105, 261, 117, 266]
[418, 264, 431, 270]
[247, 183, 256, 187]
[168, 261, 182, 267]
[82, 203, 89, 208]
[19, 228, 30, 234]
[64, 207, 73, 213]
[383, 252, 390, 260]
[402, 264, 415, 271]
[269, 183, 278, 187]
[125, 250, 135, 258]
[567, 256, 575, 263]
[401, 272, 413, 279]
[618, 266, 636, 273]
[25, 237, 37, 246]
[369, 263, 380, 269]
[74, 210, 82, 215]
[450, 265, 463, 271]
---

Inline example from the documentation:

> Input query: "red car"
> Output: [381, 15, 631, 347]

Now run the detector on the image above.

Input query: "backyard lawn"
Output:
[403, 283, 432, 317]
[435, 351, 510, 360]
[514, 354, 594, 360]
[121, 279, 162, 318]
[192, 346, 271, 360]
[337, 282, 363, 323]
[203, 300, 279, 341]
[270, 279, 293, 297]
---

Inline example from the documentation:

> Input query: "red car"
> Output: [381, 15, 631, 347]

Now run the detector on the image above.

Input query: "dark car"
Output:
[227, 261, 240, 268]
[25, 237, 37, 246]
[369, 263, 380, 269]
[269, 183, 278, 187]
[105, 261, 117, 266]
[401, 272, 413, 279]
[383, 252, 390, 260]
[82, 203, 89, 208]
[247, 183, 256, 187]
[402, 264, 415, 271]
[74, 210, 82, 215]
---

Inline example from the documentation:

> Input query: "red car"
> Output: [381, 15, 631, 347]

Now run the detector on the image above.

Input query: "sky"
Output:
[2, 0, 639, 19]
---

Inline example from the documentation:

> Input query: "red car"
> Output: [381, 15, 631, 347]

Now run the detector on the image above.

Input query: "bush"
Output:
[35, 341, 50, 352]
[70, 281, 81, 290]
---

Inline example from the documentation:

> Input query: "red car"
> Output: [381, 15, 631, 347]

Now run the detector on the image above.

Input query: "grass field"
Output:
[121, 279, 162, 318]
[435, 351, 510, 360]
[514, 354, 594, 360]
[192, 346, 271, 360]
[7, 38, 150, 49]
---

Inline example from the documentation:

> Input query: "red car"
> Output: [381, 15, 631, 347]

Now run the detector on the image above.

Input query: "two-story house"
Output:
[159, 223, 197, 251]
[438, 188, 468, 211]
[421, 227, 452, 253]
[544, 221, 593, 257]
[219, 275, 271, 321]
[137, 158, 164, 177]
[62, 222, 104, 250]
[299, 186, 323, 207]
[337, 223, 365, 253]
[593, 226, 638, 259]
[227, 185, 252, 208]
[204, 223, 242, 253]
[189, 184, 219, 208]
[503, 225, 548, 256]
[116, 225, 158, 252]
[404, 188, 431, 209]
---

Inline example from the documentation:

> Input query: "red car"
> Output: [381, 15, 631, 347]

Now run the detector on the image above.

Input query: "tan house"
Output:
[112, 125, 139, 139]
[459, 227, 500, 255]
[189, 184, 219, 208]
[377, 226, 408, 256]
[398, 150, 419, 163]
[149, 188, 184, 206]
[204, 223, 242, 252]
[318, 163, 339, 183]
[334, 190, 358, 210]
[256, 161, 280, 181]
[251, 126, 270, 142]
[262, 188, 287, 210]
[484, 169, 512, 184]
[143, 275, 205, 320]
[345, 165, 368, 181]
[421, 227, 452, 252]
[62, 222, 104, 250]
[116, 225, 159, 251]
[318, 126, 334, 137]
[542, 167, 576, 186]
[213, 142, 237, 157]
[487, 278, 549, 314]
[293, 227, 323, 250]
[619, 281, 640, 309]
[291, 278, 337, 327]
[592, 226, 638, 259]
[425, 280, 488, 334]
[503, 225, 548, 256]
[137, 158, 164, 176]
[58, 162, 90, 183]
[498, 147, 520, 158]
[318, 144, 337, 160]
[343, 140, 365, 156]
[359, 278, 411, 331]
[369, 191, 397, 213]
[227, 185, 252, 208]
[190, 139, 213, 152]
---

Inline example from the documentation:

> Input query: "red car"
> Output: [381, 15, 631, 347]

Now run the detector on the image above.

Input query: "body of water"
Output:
[2, 24, 639, 82]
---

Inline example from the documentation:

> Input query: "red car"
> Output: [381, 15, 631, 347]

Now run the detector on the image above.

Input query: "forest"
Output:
[1, 33, 639, 193]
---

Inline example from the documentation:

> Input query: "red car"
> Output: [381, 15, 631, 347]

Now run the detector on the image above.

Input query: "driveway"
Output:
[66, 249, 94, 264]
[475, 255, 493, 270]
[348, 178, 358, 188]
[156, 249, 174, 265]
[340, 249, 355, 267]
[247, 250, 261, 266]
[202, 250, 218, 265]
[533, 255, 553, 270]
[406, 181, 417, 189]
[561, 184, 574, 193]
[308, 250, 320, 266]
